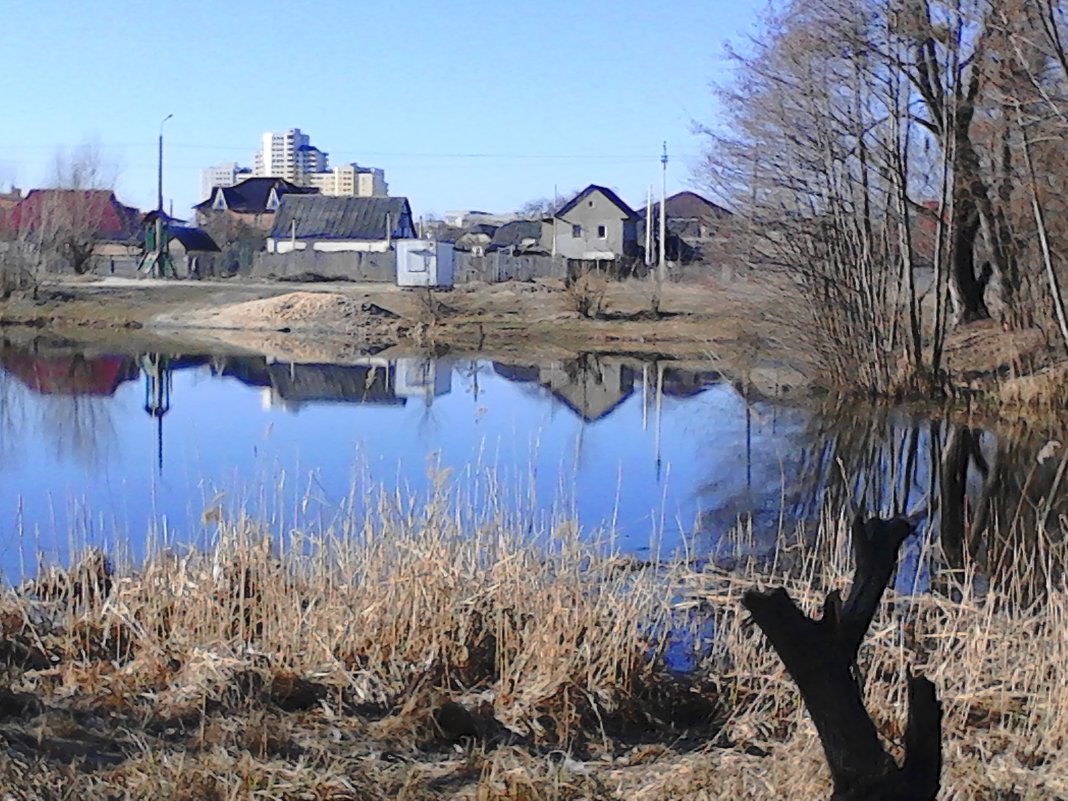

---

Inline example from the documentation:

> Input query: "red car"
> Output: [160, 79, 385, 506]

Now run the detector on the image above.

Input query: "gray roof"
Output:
[488, 220, 543, 252]
[268, 195, 413, 241]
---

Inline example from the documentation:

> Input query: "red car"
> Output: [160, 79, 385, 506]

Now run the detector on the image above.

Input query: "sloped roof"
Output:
[194, 177, 316, 214]
[641, 191, 732, 220]
[555, 185, 638, 220]
[268, 195, 413, 241]
[0, 189, 141, 242]
[488, 220, 543, 252]
[0, 348, 138, 396]
[169, 225, 220, 252]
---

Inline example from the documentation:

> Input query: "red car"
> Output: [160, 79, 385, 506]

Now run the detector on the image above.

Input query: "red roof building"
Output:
[0, 189, 141, 243]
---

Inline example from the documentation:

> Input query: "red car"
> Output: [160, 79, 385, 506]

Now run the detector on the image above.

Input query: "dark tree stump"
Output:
[743, 515, 942, 801]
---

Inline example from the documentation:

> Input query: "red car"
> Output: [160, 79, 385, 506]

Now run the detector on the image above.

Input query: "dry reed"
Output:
[0, 488, 1065, 799]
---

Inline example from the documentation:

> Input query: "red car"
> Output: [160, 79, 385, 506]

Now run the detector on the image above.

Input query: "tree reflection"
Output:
[0, 344, 130, 466]
[796, 405, 1068, 601]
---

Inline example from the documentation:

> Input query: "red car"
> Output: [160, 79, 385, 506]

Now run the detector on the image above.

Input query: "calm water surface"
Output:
[1, 341, 1065, 593]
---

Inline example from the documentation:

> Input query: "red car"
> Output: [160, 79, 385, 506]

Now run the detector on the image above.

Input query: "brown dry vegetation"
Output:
[1, 487, 1066, 800]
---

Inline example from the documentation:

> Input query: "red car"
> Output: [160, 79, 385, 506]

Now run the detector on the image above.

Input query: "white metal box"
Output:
[395, 239, 455, 288]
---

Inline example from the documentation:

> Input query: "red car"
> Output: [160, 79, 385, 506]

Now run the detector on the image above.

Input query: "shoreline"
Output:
[0, 274, 1064, 419]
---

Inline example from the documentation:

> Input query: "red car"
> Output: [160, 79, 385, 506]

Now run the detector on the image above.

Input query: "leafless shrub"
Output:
[563, 269, 609, 319]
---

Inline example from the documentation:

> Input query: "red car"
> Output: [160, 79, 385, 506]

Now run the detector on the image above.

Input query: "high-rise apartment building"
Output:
[199, 162, 252, 201]
[201, 130, 388, 199]
[252, 129, 325, 182]
[304, 164, 388, 197]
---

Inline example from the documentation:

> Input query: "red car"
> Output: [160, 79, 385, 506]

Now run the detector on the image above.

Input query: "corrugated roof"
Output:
[268, 195, 414, 240]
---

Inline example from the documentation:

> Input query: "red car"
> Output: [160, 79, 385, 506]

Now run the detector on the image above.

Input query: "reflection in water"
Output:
[0, 340, 1065, 600]
[0, 344, 134, 466]
[793, 408, 1068, 600]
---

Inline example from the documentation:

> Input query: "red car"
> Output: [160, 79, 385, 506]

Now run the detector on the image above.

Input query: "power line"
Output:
[0, 141, 701, 161]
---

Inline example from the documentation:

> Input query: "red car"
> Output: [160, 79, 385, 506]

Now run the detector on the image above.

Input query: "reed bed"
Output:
[0, 490, 1065, 799]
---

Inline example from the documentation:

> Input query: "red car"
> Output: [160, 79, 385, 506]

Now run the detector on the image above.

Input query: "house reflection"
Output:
[0, 345, 139, 396]
[216, 355, 451, 411]
[492, 356, 722, 423]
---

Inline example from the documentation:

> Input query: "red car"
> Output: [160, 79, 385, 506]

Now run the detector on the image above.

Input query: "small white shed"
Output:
[395, 239, 454, 288]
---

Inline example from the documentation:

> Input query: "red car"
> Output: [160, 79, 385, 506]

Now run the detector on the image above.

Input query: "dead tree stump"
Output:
[743, 515, 942, 801]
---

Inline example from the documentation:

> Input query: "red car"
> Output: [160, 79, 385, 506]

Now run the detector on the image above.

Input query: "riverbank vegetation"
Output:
[1, 484, 1065, 799]
[702, 0, 1068, 400]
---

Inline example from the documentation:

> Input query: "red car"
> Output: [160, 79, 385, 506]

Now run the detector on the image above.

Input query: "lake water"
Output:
[1, 339, 1065, 593]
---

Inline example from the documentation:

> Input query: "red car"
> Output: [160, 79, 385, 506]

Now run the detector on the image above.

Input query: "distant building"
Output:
[487, 220, 544, 254]
[266, 194, 416, 253]
[200, 129, 388, 200]
[199, 162, 253, 200]
[0, 188, 143, 272]
[442, 210, 519, 228]
[194, 177, 318, 230]
[142, 210, 221, 278]
[541, 184, 639, 261]
[638, 190, 733, 264]
[304, 163, 388, 197]
[253, 128, 324, 182]
[0, 189, 141, 250]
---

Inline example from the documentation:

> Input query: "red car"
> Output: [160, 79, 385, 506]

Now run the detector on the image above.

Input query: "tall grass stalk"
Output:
[1, 489, 1066, 799]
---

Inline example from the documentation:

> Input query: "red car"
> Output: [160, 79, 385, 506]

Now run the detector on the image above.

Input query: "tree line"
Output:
[704, 0, 1068, 396]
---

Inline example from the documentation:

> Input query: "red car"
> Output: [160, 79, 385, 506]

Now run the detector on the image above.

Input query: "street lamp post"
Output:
[158, 113, 172, 212]
[155, 114, 173, 278]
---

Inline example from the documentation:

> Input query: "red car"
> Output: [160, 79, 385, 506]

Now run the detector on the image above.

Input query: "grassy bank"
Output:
[0, 494, 1066, 799]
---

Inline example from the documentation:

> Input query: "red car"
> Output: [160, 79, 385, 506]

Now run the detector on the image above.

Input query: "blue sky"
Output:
[0, 0, 761, 219]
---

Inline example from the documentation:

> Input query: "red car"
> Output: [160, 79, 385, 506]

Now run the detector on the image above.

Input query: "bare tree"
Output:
[516, 192, 572, 220]
[702, 0, 1068, 398]
[18, 143, 122, 278]
[702, 0, 946, 395]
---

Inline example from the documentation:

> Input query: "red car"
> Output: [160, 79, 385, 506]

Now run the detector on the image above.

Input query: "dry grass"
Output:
[0, 490, 1066, 799]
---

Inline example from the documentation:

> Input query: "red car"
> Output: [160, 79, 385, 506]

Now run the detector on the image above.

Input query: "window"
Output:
[597, 225, 607, 239]
[571, 224, 582, 238]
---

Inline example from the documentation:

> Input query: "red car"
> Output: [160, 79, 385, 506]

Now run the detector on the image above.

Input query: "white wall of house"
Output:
[268, 238, 390, 253]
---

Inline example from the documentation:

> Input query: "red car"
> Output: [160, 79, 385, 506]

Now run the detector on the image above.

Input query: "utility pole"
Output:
[551, 183, 558, 258]
[645, 185, 653, 267]
[651, 142, 667, 315]
[659, 141, 668, 285]
[156, 113, 173, 279]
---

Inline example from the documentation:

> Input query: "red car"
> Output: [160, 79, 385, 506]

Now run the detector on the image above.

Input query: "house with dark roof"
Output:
[487, 220, 544, 254]
[539, 185, 639, 261]
[492, 356, 637, 422]
[265, 195, 416, 253]
[450, 223, 498, 254]
[194, 177, 317, 230]
[638, 191, 733, 264]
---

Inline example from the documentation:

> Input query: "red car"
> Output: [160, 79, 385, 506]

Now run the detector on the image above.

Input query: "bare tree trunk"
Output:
[744, 515, 941, 801]
[947, 194, 990, 323]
